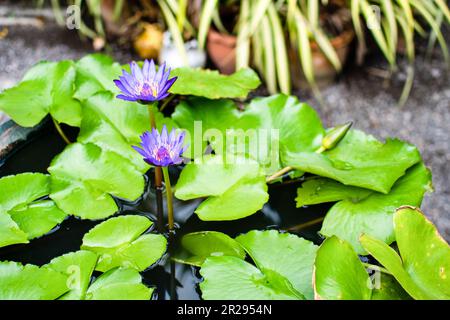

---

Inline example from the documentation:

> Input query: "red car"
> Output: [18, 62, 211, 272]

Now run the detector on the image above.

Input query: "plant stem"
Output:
[266, 166, 293, 183]
[52, 118, 71, 144]
[286, 217, 324, 232]
[162, 166, 174, 232]
[362, 262, 391, 275]
[147, 103, 165, 233]
[266, 145, 327, 183]
[147, 104, 156, 128]
[159, 94, 176, 113]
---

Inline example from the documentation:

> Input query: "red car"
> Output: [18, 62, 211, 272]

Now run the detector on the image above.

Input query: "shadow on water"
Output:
[0, 122, 331, 300]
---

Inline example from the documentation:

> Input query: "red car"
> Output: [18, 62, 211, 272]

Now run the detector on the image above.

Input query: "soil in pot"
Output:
[0, 123, 331, 300]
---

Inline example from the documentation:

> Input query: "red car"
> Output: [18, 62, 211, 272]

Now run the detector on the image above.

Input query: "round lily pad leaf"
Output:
[172, 231, 246, 266]
[236, 230, 318, 299]
[46, 250, 98, 300]
[297, 163, 431, 254]
[81, 215, 167, 272]
[0, 212, 28, 247]
[169, 67, 260, 99]
[175, 155, 268, 221]
[200, 256, 303, 300]
[0, 172, 49, 212]
[74, 54, 122, 101]
[199, 230, 318, 300]
[0, 173, 67, 247]
[49, 143, 145, 219]
[85, 267, 153, 300]
[172, 94, 324, 175]
[238, 95, 325, 174]
[361, 206, 450, 299]
[79, 91, 176, 173]
[286, 130, 421, 194]
[0, 261, 68, 300]
[0, 60, 82, 127]
[9, 200, 67, 240]
[314, 236, 372, 300]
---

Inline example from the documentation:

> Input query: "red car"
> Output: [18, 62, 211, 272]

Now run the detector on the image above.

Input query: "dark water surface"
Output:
[0, 122, 330, 300]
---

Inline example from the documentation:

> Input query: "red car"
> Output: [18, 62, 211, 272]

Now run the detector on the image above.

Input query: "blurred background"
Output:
[0, 0, 449, 240]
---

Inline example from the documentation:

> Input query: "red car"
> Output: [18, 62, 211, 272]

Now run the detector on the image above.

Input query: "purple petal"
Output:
[119, 75, 138, 95]
[148, 60, 156, 80]
[151, 127, 161, 145]
[130, 61, 144, 82]
[160, 67, 171, 87]
[155, 62, 166, 83]
[161, 125, 168, 144]
[156, 92, 170, 101]
[116, 94, 137, 101]
[114, 79, 132, 96]
[161, 76, 177, 93]
[132, 145, 147, 158]
[168, 128, 176, 144]
[143, 60, 151, 79]
[137, 95, 157, 102]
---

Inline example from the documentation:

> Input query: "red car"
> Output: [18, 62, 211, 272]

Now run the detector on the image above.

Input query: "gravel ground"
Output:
[0, 2, 449, 240]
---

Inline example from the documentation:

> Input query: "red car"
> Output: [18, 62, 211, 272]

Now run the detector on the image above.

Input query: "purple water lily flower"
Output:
[114, 59, 177, 103]
[133, 125, 187, 167]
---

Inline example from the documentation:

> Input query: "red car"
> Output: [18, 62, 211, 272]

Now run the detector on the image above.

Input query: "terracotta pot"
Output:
[206, 29, 237, 75]
[290, 29, 355, 88]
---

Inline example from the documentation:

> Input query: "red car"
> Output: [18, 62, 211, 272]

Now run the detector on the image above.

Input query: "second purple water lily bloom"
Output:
[133, 125, 187, 167]
[114, 59, 177, 102]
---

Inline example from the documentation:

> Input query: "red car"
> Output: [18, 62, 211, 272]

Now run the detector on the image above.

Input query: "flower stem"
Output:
[52, 118, 71, 145]
[266, 145, 327, 183]
[286, 217, 324, 232]
[147, 103, 165, 233]
[147, 104, 156, 129]
[159, 94, 176, 113]
[162, 166, 174, 232]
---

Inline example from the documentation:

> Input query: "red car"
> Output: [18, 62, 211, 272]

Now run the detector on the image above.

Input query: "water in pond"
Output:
[0, 120, 331, 300]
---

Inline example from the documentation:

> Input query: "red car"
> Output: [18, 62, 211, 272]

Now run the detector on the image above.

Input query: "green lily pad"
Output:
[0, 212, 28, 247]
[79, 91, 176, 173]
[0, 173, 67, 247]
[200, 256, 303, 300]
[170, 67, 260, 99]
[172, 231, 246, 266]
[0, 261, 68, 300]
[172, 94, 324, 174]
[46, 250, 98, 300]
[314, 236, 410, 300]
[286, 130, 421, 193]
[360, 206, 450, 300]
[297, 163, 431, 254]
[81, 215, 167, 272]
[0, 60, 82, 127]
[314, 236, 372, 300]
[199, 230, 318, 300]
[86, 267, 153, 300]
[74, 54, 122, 101]
[238, 95, 325, 174]
[172, 98, 243, 158]
[175, 155, 269, 221]
[236, 230, 318, 299]
[48, 143, 145, 219]
[9, 200, 67, 239]
[45, 250, 154, 300]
